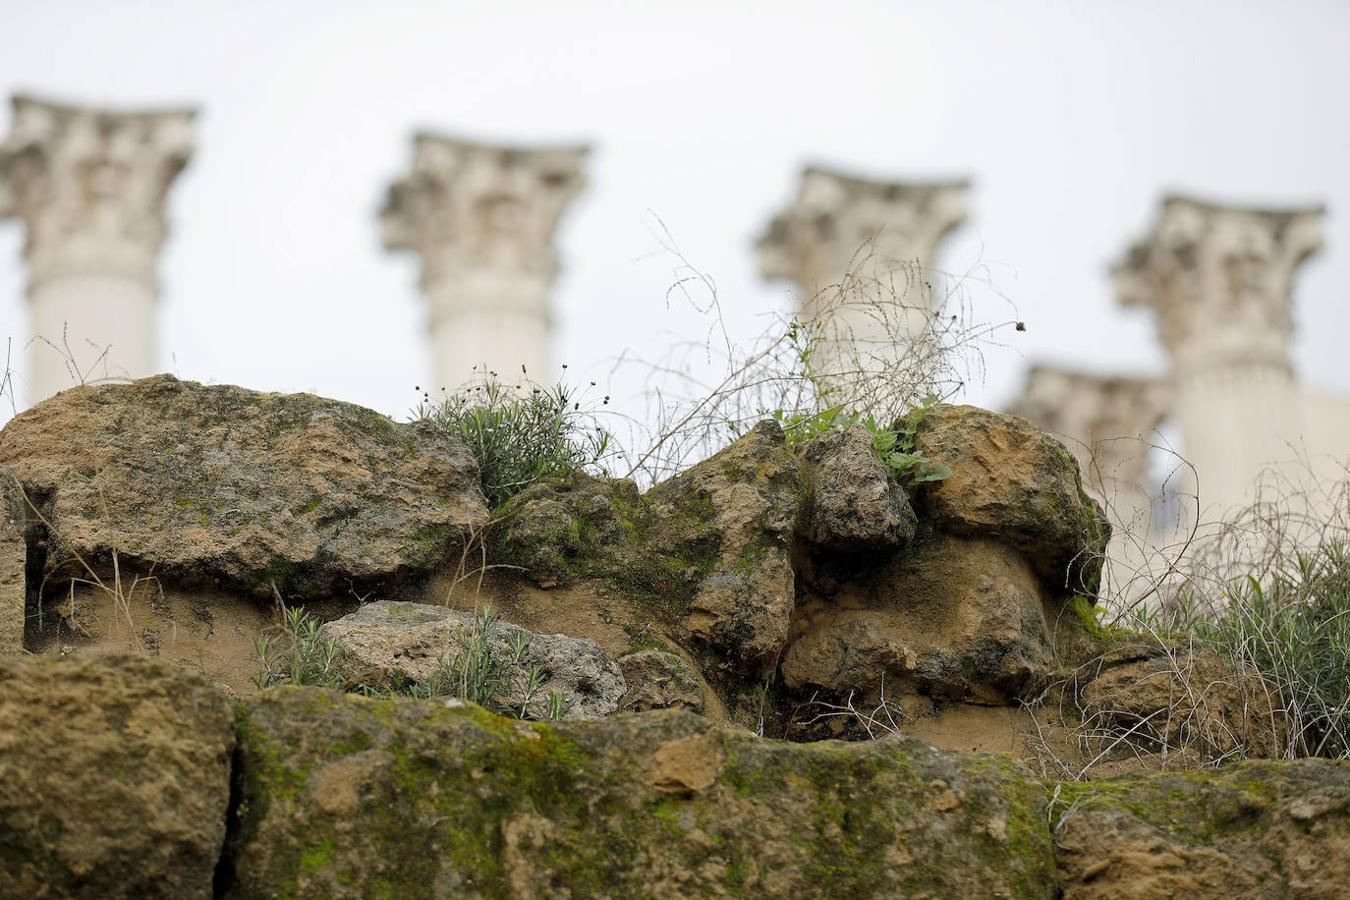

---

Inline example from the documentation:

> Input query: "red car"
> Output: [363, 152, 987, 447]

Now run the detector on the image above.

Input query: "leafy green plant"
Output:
[407, 607, 571, 719]
[251, 606, 343, 691]
[769, 320, 951, 489]
[416, 376, 614, 507]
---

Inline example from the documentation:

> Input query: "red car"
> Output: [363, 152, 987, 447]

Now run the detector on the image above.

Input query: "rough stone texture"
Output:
[0, 467, 24, 653]
[493, 472, 646, 590]
[783, 534, 1054, 707]
[1054, 759, 1350, 899]
[223, 688, 1057, 899]
[0, 654, 235, 899]
[646, 420, 802, 675]
[799, 424, 916, 552]
[0, 375, 489, 600]
[1075, 643, 1283, 759]
[319, 601, 625, 720]
[618, 649, 705, 713]
[914, 404, 1110, 595]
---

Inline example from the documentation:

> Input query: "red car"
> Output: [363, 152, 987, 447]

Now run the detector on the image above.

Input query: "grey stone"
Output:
[320, 600, 626, 720]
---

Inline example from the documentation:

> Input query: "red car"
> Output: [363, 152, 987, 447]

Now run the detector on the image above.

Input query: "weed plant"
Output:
[415, 374, 614, 507]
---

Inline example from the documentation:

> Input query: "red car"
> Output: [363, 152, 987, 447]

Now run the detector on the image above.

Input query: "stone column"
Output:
[381, 133, 588, 392]
[1009, 366, 1175, 605]
[1114, 196, 1323, 516]
[0, 94, 195, 406]
[757, 167, 968, 392]
[1009, 365, 1171, 508]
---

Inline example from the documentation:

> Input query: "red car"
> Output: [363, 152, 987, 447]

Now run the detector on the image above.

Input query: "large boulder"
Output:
[0, 376, 489, 600]
[223, 688, 1057, 898]
[497, 423, 803, 680]
[645, 421, 803, 674]
[782, 534, 1055, 710]
[1054, 759, 1350, 899]
[0, 655, 235, 899]
[318, 601, 625, 720]
[914, 405, 1109, 595]
[799, 424, 916, 552]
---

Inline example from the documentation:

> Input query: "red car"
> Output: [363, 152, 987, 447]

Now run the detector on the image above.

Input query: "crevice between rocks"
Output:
[211, 730, 248, 899]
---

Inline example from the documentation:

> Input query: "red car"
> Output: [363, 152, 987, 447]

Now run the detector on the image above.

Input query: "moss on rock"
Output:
[222, 687, 1059, 898]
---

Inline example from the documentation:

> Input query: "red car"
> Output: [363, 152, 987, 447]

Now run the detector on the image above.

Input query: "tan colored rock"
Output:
[0, 467, 24, 653]
[0, 375, 489, 601]
[319, 600, 625, 719]
[914, 404, 1110, 594]
[1075, 643, 1283, 759]
[0, 654, 235, 898]
[1054, 759, 1350, 899]
[646, 420, 802, 674]
[783, 534, 1054, 707]
[618, 649, 705, 713]
[224, 689, 1058, 898]
[493, 472, 646, 589]
[799, 424, 916, 551]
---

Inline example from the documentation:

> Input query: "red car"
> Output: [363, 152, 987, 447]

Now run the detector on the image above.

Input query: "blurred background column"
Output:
[1009, 365, 1173, 603]
[1114, 196, 1323, 517]
[757, 167, 968, 392]
[380, 133, 588, 394]
[0, 94, 195, 406]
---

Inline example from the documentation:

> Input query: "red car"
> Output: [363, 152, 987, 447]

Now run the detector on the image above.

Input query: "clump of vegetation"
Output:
[253, 605, 571, 720]
[770, 325, 952, 489]
[415, 374, 614, 507]
[1044, 466, 1350, 771]
[252, 606, 344, 691]
[1170, 539, 1350, 759]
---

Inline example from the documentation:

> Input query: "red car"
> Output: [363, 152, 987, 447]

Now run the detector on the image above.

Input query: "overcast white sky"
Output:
[1, 0, 1347, 429]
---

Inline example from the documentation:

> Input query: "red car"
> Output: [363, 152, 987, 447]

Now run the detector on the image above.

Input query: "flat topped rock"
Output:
[0, 375, 488, 600]
[319, 600, 626, 720]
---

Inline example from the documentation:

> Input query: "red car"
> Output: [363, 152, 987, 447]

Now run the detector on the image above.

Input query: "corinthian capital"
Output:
[380, 133, 589, 291]
[0, 93, 195, 283]
[1113, 195, 1324, 372]
[757, 166, 969, 293]
[1009, 365, 1172, 492]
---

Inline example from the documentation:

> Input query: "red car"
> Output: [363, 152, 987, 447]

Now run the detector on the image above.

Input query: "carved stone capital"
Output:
[1009, 365, 1172, 492]
[1113, 195, 1323, 373]
[757, 166, 969, 293]
[380, 133, 588, 297]
[0, 94, 195, 286]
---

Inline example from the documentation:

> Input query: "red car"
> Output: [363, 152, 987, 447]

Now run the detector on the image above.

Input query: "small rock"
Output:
[320, 601, 626, 720]
[1075, 643, 1283, 758]
[782, 534, 1053, 705]
[646, 420, 802, 673]
[618, 649, 705, 713]
[800, 424, 916, 551]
